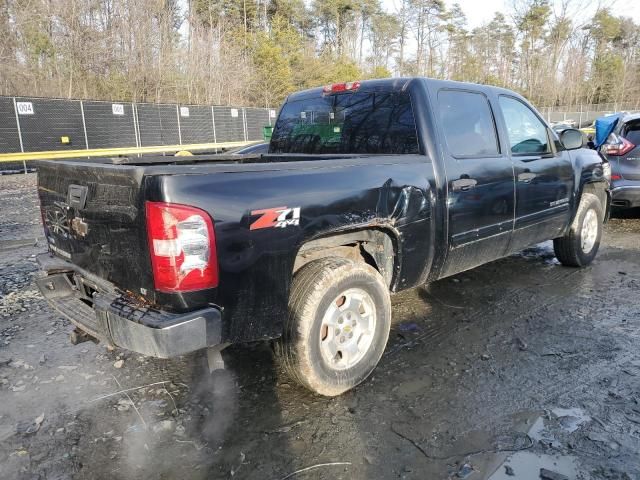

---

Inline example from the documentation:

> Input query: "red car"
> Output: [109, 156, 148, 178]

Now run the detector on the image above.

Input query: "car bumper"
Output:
[35, 253, 223, 358]
[611, 181, 640, 208]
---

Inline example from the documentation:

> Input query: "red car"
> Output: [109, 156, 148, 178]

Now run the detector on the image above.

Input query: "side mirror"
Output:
[560, 128, 584, 150]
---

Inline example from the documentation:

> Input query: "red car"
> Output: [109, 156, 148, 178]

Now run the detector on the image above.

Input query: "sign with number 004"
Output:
[16, 102, 34, 115]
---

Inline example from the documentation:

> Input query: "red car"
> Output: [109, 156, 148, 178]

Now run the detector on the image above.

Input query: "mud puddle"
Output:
[489, 408, 592, 479]
[490, 452, 580, 480]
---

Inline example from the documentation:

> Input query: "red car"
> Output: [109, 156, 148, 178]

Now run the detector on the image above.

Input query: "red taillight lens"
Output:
[604, 136, 635, 156]
[145, 201, 218, 292]
[322, 81, 361, 94]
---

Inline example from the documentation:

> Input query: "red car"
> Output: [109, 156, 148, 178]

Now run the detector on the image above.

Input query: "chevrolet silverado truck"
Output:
[36, 78, 611, 396]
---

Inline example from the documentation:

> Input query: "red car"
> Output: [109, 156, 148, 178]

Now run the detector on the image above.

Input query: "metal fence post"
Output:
[242, 108, 248, 141]
[211, 106, 217, 152]
[12, 97, 27, 174]
[211, 106, 217, 144]
[578, 104, 583, 128]
[80, 100, 89, 151]
[132, 103, 141, 156]
[176, 105, 183, 145]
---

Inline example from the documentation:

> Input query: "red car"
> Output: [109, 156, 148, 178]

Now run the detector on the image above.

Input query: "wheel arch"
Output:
[293, 227, 399, 290]
[578, 180, 609, 222]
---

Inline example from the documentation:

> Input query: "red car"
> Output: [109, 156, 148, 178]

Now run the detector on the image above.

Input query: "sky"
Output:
[382, 0, 640, 29]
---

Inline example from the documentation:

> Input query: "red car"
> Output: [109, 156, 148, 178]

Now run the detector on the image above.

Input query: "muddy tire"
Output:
[276, 257, 391, 396]
[553, 193, 603, 267]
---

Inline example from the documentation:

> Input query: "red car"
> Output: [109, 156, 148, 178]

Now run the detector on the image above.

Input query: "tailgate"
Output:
[37, 161, 153, 296]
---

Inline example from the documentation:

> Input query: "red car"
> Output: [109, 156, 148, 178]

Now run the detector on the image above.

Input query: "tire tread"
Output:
[276, 257, 390, 396]
[553, 192, 602, 267]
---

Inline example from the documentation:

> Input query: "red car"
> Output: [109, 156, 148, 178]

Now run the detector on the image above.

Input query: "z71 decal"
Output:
[250, 207, 301, 230]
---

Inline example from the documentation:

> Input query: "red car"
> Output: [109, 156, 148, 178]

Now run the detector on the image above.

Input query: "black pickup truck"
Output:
[36, 78, 610, 396]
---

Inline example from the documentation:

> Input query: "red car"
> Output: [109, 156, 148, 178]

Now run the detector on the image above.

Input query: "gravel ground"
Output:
[1, 173, 639, 480]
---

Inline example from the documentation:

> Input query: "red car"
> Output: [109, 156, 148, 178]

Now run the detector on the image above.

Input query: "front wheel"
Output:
[553, 193, 603, 267]
[276, 257, 391, 396]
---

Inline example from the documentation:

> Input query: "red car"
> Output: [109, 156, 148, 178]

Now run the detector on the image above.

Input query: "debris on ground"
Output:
[456, 462, 475, 478]
[398, 322, 420, 332]
[539, 468, 569, 480]
[16, 413, 44, 435]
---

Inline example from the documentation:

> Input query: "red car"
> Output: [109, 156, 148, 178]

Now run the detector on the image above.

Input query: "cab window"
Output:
[499, 96, 550, 155]
[437, 90, 499, 157]
[270, 91, 419, 154]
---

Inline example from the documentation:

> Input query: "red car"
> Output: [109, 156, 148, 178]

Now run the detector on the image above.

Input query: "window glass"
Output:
[269, 92, 419, 154]
[499, 96, 549, 154]
[437, 90, 499, 157]
[623, 121, 640, 145]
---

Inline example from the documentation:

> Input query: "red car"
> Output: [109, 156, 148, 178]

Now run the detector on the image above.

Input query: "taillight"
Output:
[322, 81, 361, 94]
[145, 201, 218, 292]
[604, 136, 635, 156]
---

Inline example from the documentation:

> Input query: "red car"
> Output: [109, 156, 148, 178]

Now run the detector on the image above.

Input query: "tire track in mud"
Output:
[379, 293, 639, 474]
[381, 254, 639, 448]
[385, 262, 588, 361]
[379, 254, 635, 420]
[387, 348, 638, 462]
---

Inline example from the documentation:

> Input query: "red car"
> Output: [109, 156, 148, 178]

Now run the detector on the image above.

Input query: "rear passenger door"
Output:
[496, 96, 574, 250]
[437, 89, 515, 278]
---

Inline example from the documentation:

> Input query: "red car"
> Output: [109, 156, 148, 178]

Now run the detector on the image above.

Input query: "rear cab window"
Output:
[270, 91, 419, 155]
[437, 90, 500, 157]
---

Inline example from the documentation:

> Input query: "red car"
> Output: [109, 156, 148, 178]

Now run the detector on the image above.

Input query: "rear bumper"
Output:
[36, 253, 223, 358]
[611, 181, 640, 208]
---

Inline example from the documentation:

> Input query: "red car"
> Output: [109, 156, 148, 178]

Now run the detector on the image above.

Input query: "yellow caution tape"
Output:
[0, 141, 253, 163]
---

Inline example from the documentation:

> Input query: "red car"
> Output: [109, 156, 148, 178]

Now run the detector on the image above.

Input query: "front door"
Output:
[496, 96, 575, 250]
[437, 89, 516, 278]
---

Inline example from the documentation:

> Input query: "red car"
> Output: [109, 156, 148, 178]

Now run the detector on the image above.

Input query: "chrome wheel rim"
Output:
[581, 209, 598, 253]
[319, 288, 376, 371]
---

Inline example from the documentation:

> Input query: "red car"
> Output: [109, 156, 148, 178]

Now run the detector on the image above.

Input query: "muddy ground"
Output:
[1, 173, 639, 480]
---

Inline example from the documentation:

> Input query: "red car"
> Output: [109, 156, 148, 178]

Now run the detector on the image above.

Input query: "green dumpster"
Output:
[263, 125, 274, 141]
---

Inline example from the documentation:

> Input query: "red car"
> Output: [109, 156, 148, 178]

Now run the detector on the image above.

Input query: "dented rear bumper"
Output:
[36, 253, 223, 358]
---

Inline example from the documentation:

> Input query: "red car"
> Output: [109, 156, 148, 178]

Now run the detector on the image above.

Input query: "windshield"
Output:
[269, 91, 419, 155]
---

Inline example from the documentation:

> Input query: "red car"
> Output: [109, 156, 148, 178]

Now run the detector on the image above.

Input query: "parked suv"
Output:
[603, 113, 640, 209]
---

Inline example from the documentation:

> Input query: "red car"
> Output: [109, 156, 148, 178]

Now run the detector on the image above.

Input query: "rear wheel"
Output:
[553, 193, 603, 267]
[276, 257, 391, 396]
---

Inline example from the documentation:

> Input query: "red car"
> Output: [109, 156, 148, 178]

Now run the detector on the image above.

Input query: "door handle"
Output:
[451, 178, 478, 192]
[518, 172, 537, 183]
